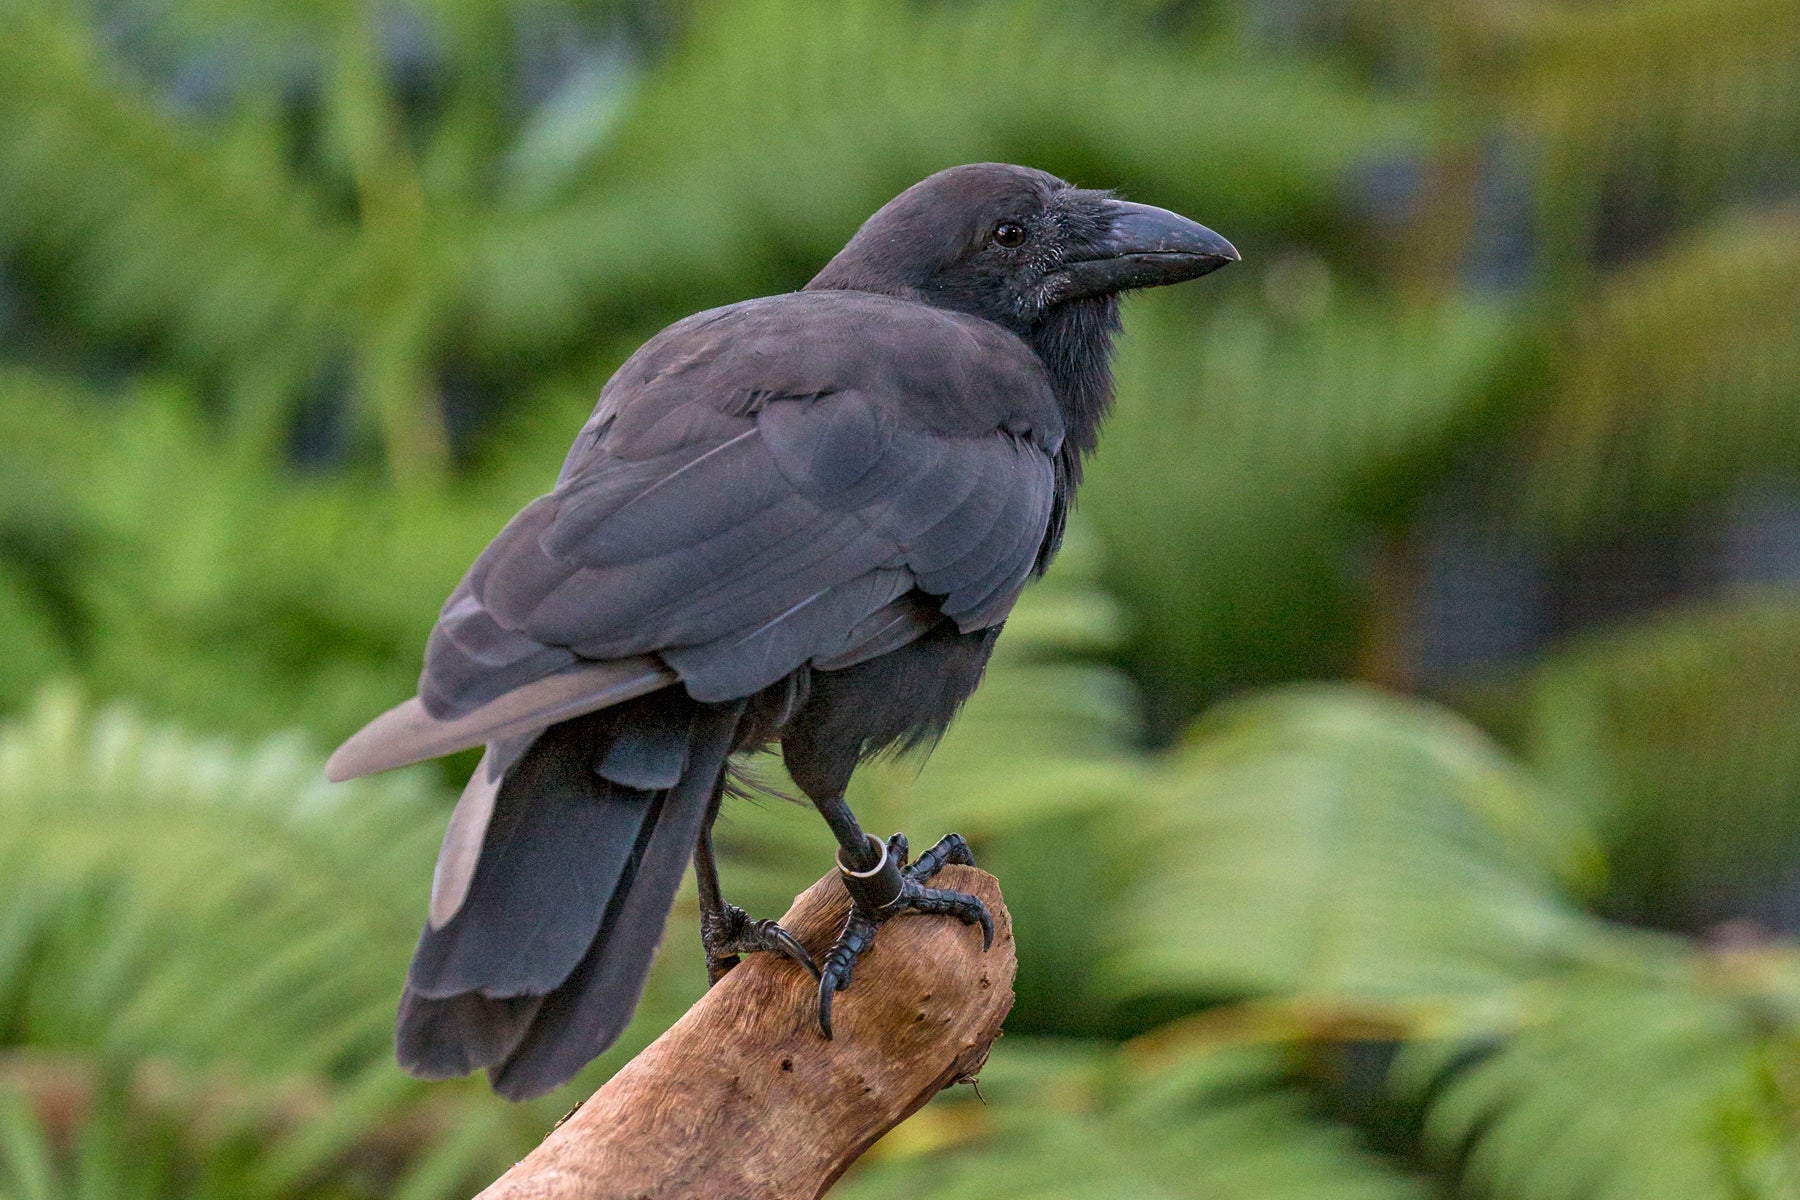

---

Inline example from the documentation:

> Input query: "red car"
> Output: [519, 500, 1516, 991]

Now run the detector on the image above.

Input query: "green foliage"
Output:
[0, 368, 534, 742]
[1087, 289, 1518, 719]
[1116, 686, 1603, 1009]
[1517, 214, 1800, 532]
[8, 675, 1794, 1198]
[1484, 0, 1800, 249]
[839, 1042, 1436, 1200]
[0, 689, 533, 1197]
[1397, 958, 1800, 1200]
[0, 0, 1409, 480]
[2, 0, 1798, 1195]
[1516, 594, 1800, 931]
[0, 688, 426, 1074]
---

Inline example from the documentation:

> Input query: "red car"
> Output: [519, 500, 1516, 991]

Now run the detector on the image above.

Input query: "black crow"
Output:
[328, 163, 1236, 1099]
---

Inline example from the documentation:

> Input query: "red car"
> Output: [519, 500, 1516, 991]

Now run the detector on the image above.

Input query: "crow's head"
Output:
[807, 163, 1237, 339]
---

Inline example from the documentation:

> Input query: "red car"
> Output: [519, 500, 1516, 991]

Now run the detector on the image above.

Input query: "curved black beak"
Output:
[1055, 200, 1239, 300]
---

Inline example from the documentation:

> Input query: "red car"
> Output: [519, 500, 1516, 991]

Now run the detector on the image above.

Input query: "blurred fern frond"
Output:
[467, 0, 1419, 372]
[0, 0, 1413, 479]
[0, 685, 426, 1074]
[0, 371, 517, 740]
[837, 1040, 1434, 1200]
[1396, 954, 1800, 1200]
[1499, 0, 1800, 247]
[0, 688, 551, 1198]
[1367, 0, 1800, 262]
[1088, 288, 1518, 722]
[1518, 212, 1800, 532]
[0, 8, 356, 442]
[1114, 684, 1607, 1013]
[1515, 592, 1800, 932]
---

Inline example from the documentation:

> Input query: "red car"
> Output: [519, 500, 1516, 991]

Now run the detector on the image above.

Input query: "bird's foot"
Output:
[817, 832, 992, 1038]
[701, 902, 819, 985]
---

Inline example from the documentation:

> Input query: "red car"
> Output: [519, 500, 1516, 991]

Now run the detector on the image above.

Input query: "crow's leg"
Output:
[810, 795, 993, 1038]
[695, 791, 818, 985]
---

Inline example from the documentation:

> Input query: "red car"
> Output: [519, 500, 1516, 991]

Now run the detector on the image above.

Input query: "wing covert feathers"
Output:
[404, 293, 1061, 725]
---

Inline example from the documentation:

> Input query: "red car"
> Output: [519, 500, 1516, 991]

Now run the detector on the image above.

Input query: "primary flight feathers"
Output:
[325, 656, 675, 782]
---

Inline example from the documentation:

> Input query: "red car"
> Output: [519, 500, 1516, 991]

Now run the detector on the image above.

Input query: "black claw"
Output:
[905, 883, 993, 950]
[701, 903, 818, 984]
[817, 908, 879, 1037]
[762, 921, 822, 980]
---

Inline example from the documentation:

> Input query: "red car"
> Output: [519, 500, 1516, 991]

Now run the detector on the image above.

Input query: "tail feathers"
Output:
[488, 706, 733, 1100]
[427, 718, 655, 932]
[405, 710, 656, 1000]
[594, 719, 692, 790]
[428, 753, 503, 930]
[395, 695, 741, 1100]
[396, 991, 542, 1081]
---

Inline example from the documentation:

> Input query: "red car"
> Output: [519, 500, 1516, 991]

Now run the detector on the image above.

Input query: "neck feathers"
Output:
[1028, 296, 1120, 571]
[1032, 296, 1120, 483]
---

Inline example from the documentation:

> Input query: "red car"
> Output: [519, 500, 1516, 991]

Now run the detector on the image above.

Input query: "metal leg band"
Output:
[836, 833, 905, 912]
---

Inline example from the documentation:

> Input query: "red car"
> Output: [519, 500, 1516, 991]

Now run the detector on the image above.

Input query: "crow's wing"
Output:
[324, 657, 673, 782]
[330, 291, 1061, 779]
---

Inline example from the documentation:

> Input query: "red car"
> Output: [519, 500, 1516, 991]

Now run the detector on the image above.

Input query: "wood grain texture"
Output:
[475, 864, 1014, 1200]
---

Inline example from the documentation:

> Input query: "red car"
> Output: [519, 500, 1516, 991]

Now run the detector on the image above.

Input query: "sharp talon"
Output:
[978, 909, 995, 951]
[817, 973, 837, 1039]
[766, 922, 821, 979]
[701, 904, 815, 981]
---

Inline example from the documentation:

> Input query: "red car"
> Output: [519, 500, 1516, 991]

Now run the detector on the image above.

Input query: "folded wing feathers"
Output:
[333, 316, 1058, 783]
[325, 656, 675, 782]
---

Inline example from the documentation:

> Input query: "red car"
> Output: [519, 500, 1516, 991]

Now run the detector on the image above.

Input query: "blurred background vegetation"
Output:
[0, 0, 1797, 1195]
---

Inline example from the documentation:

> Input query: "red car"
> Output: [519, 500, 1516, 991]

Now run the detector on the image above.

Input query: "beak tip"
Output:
[1193, 228, 1239, 267]
[1105, 200, 1238, 276]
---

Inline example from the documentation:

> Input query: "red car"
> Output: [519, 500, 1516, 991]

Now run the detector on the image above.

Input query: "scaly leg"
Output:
[694, 789, 818, 984]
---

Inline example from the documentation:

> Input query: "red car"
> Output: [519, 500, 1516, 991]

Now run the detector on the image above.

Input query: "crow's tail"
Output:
[395, 689, 740, 1100]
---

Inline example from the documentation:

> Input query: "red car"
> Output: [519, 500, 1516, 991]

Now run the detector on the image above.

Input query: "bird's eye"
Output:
[992, 222, 1027, 248]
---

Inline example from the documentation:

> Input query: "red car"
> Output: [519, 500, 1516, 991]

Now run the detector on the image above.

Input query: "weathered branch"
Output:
[475, 865, 1015, 1200]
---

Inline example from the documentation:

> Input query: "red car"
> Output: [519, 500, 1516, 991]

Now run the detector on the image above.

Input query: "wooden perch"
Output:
[475, 864, 1015, 1200]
